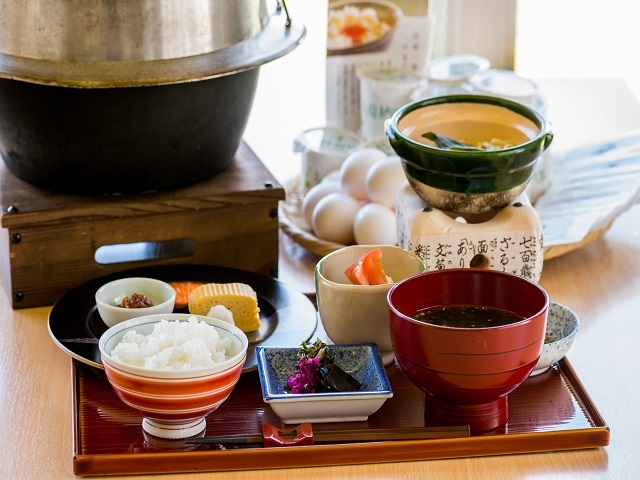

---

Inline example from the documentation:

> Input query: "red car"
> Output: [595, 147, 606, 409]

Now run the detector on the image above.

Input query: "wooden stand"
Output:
[0, 142, 284, 309]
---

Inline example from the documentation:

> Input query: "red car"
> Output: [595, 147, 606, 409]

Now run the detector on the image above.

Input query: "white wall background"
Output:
[515, 0, 640, 101]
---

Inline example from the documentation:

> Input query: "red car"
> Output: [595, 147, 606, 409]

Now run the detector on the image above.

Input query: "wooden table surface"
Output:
[1, 4, 639, 475]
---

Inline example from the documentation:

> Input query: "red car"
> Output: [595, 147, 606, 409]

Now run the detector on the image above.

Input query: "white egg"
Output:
[301, 181, 343, 228]
[340, 148, 388, 201]
[312, 193, 361, 244]
[321, 169, 341, 183]
[365, 155, 407, 208]
[354, 202, 397, 245]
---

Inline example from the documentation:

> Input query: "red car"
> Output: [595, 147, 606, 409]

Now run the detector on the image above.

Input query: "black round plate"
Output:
[48, 264, 317, 372]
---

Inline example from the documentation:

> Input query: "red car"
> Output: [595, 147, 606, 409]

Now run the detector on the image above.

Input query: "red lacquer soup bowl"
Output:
[99, 313, 248, 439]
[387, 268, 548, 432]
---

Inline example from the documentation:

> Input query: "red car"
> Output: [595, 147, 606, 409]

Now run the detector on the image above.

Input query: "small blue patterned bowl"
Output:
[531, 302, 580, 376]
[255, 343, 393, 424]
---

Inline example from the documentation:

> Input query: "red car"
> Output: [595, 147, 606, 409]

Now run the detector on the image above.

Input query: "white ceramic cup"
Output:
[357, 67, 423, 140]
[293, 127, 361, 192]
[470, 69, 541, 108]
[315, 245, 426, 365]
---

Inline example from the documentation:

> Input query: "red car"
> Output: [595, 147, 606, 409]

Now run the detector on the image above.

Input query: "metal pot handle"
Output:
[277, 0, 292, 27]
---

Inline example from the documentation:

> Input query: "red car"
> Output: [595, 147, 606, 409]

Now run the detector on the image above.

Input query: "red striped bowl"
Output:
[99, 313, 248, 439]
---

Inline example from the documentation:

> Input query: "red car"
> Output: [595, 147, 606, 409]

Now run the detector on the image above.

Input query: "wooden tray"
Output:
[72, 356, 609, 476]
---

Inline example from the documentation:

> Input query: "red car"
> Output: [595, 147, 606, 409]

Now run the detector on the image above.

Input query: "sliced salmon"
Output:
[169, 282, 203, 310]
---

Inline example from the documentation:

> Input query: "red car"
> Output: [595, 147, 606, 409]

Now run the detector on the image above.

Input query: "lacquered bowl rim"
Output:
[387, 268, 549, 332]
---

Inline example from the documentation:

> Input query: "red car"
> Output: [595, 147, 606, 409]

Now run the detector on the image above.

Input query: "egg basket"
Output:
[278, 178, 614, 261]
[279, 182, 345, 258]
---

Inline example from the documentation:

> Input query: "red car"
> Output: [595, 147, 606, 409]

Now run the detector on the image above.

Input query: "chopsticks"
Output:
[59, 338, 99, 344]
[185, 423, 469, 447]
[312, 426, 470, 442]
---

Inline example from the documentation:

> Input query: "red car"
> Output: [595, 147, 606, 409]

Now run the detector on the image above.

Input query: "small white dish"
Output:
[530, 302, 580, 376]
[256, 343, 393, 424]
[95, 277, 176, 327]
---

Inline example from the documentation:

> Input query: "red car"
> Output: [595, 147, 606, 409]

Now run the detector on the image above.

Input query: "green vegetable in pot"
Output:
[422, 131, 483, 151]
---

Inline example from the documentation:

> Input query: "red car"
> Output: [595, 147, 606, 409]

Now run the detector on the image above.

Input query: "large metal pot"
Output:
[0, 0, 304, 193]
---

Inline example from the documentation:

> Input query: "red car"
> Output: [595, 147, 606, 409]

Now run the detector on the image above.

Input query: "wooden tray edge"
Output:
[73, 428, 611, 477]
[557, 358, 609, 429]
[71, 358, 610, 476]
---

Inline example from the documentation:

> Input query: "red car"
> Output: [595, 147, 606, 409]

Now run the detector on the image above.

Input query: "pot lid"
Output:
[0, 9, 305, 88]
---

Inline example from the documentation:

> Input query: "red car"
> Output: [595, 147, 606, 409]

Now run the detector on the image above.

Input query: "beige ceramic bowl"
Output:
[95, 277, 176, 328]
[315, 245, 425, 364]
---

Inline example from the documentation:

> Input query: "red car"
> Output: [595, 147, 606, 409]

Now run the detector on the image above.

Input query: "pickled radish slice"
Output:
[344, 248, 389, 285]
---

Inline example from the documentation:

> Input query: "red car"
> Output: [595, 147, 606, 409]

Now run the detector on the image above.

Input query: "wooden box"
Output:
[0, 142, 284, 309]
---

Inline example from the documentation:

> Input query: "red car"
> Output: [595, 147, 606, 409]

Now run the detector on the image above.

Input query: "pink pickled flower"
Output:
[287, 355, 320, 393]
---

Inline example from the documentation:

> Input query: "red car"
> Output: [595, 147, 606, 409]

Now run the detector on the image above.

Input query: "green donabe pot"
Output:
[385, 95, 553, 219]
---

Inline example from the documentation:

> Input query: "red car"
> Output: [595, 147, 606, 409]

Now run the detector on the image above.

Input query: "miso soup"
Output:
[397, 102, 540, 149]
[412, 304, 525, 328]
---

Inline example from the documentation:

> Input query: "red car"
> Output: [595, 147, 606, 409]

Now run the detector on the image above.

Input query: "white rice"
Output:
[111, 316, 232, 370]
